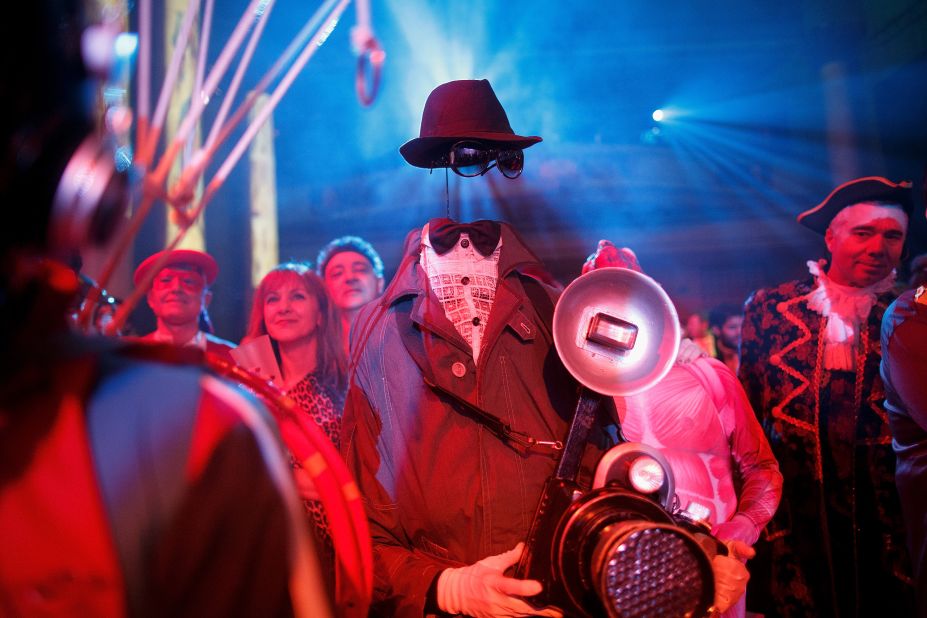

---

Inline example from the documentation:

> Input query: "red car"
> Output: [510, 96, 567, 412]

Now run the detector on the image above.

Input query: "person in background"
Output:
[907, 252, 927, 290]
[709, 303, 744, 374]
[316, 236, 385, 352]
[686, 312, 718, 358]
[739, 176, 916, 616]
[244, 262, 349, 580]
[134, 248, 236, 360]
[0, 2, 327, 615]
[583, 240, 783, 617]
[882, 279, 927, 617]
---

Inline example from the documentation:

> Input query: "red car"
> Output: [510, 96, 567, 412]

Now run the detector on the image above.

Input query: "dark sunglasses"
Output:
[436, 140, 525, 179]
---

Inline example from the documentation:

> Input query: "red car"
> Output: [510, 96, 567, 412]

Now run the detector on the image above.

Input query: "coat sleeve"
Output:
[341, 378, 454, 618]
[882, 297, 927, 428]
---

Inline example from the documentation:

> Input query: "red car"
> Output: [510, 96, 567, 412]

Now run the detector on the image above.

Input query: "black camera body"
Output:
[516, 446, 724, 618]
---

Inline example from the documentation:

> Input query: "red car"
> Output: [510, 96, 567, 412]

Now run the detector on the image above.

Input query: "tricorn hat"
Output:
[133, 249, 218, 286]
[399, 79, 542, 169]
[797, 176, 914, 234]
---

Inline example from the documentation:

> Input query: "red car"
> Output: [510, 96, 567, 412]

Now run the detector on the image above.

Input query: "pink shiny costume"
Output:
[614, 356, 783, 617]
[614, 356, 782, 543]
[583, 240, 782, 615]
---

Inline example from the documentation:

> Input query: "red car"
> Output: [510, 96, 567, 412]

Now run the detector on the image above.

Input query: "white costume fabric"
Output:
[806, 259, 895, 371]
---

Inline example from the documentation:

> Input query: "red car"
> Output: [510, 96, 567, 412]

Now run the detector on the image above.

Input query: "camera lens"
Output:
[553, 489, 715, 618]
[593, 523, 713, 617]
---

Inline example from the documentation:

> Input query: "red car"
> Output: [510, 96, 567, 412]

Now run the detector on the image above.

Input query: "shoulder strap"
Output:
[393, 297, 562, 455]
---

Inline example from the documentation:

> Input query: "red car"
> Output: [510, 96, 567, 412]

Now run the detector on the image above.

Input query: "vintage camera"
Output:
[516, 442, 725, 617]
[515, 267, 725, 617]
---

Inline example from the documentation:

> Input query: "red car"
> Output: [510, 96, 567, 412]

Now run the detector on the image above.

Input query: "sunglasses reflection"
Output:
[446, 140, 525, 179]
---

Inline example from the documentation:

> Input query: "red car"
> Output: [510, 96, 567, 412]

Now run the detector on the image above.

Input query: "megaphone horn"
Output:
[553, 267, 680, 396]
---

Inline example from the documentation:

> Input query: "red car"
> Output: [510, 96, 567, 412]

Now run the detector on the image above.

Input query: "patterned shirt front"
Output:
[420, 224, 501, 362]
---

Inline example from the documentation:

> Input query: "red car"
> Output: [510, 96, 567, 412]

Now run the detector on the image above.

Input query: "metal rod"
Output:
[186, 0, 214, 162]
[204, 0, 277, 151]
[209, 0, 351, 192]
[136, 0, 151, 148]
[205, 0, 340, 155]
[138, 0, 200, 166]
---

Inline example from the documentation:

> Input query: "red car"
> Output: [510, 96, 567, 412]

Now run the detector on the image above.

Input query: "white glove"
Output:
[711, 540, 755, 613]
[437, 543, 563, 618]
[676, 338, 708, 364]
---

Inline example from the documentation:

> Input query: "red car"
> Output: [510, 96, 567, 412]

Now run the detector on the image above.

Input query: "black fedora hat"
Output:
[798, 176, 913, 234]
[399, 79, 542, 169]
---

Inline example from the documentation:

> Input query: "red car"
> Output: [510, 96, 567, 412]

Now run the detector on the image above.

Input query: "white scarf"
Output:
[806, 259, 894, 371]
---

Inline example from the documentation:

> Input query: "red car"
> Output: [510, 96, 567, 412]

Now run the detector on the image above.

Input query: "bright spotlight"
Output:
[652, 109, 665, 122]
[114, 32, 138, 58]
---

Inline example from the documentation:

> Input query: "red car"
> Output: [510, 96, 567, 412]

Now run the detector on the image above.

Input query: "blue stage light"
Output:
[652, 109, 665, 122]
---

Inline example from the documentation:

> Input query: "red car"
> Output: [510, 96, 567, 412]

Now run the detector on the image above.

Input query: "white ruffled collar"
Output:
[806, 260, 894, 371]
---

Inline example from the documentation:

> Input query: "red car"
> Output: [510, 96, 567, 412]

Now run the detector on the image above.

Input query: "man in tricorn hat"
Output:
[134, 248, 236, 359]
[739, 176, 916, 615]
[342, 79, 596, 617]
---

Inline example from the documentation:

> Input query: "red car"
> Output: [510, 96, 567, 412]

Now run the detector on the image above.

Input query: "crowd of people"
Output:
[2, 3, 926, 618]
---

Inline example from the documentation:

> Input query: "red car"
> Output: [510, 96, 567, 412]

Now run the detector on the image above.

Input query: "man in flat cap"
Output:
[739, 176, 916, 616]
[134, 249, 236, 359]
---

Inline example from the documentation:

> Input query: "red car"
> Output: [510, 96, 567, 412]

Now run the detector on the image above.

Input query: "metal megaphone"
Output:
[553, 267, 680, 396]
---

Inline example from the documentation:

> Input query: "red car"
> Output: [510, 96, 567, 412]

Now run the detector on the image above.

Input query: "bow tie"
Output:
[428, 218, 502, 257]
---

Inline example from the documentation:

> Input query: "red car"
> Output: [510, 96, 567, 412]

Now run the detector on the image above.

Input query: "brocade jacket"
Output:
[740, 277, 913, 617]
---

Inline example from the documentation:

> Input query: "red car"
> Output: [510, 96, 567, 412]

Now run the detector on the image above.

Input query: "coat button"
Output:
[461, 276, 470, 285]
[460, 238, 470, 248]
[452, 361, 467, 377]
[472, 317, 481, 326]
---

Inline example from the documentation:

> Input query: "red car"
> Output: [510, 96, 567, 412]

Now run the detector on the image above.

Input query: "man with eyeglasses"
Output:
[342, 80, 601, 617]
[134, 249, 237, 360]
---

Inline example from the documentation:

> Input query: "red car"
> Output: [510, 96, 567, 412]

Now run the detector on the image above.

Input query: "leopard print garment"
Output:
[287, 372, 346, 581]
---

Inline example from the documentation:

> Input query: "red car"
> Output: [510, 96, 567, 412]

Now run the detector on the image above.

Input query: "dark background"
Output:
[128, 0, 927, 341]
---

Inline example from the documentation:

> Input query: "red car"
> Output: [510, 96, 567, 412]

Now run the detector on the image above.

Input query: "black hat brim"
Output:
[797, 176, 914, 234]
